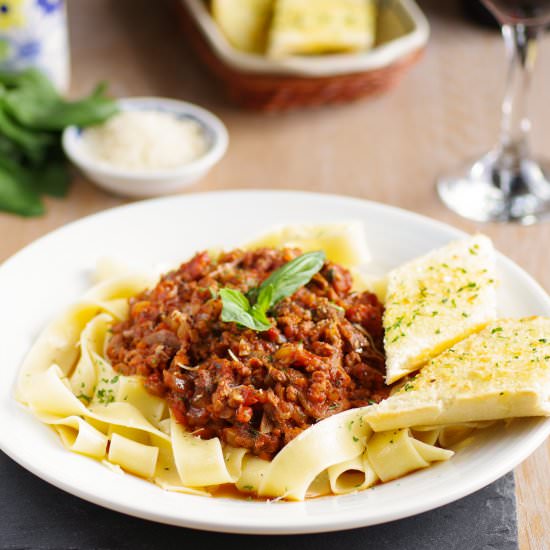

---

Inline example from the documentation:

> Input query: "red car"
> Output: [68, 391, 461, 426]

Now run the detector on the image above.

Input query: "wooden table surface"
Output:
[1, 0, 548, 548]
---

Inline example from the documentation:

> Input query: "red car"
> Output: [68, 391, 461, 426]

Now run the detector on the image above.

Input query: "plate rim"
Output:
[1, 189, 549, 534]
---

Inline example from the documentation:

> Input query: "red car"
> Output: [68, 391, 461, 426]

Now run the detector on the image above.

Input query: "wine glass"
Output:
[437, 0, 550, 224]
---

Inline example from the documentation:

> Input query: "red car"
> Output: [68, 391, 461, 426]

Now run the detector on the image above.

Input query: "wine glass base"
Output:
[437, 151, 550, 225]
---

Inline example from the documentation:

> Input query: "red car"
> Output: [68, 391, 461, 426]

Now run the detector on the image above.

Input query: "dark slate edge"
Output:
[0, 451, 518, 550]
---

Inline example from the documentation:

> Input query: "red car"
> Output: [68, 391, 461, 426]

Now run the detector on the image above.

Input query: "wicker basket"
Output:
[177, 0, 429, 111]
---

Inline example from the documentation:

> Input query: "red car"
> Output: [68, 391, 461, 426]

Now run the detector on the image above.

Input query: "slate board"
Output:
[0, 451, 517, 550]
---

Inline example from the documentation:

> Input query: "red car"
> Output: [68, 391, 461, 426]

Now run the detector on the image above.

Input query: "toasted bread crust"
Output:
[383, 235, 497, 384]
[366, 317, 550, 431]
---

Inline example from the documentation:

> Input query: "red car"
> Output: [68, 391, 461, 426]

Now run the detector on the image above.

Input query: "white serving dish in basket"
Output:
[184, 0, 430, 77]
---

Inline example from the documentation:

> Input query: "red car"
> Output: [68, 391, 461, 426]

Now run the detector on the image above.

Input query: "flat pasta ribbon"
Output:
[16, 273, 463, 501]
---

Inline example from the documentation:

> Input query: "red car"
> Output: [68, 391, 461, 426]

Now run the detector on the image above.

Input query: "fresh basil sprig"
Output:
[0, 69, 118, 217]
[219, 288, 272, 331]
[220, 250, 326, 332]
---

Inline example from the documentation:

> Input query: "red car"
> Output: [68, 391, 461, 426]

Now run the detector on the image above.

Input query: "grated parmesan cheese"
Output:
[83, 110, 209, 171]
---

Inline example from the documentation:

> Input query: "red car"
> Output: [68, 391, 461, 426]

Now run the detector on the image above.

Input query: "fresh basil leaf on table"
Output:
[0, 68, 117, 217]
[220, 251, 326, 332]
[0, 70, 118, 130]
[34, 159, 70, 197]
[0, 166, 43, 216]
[0, 104, 53, 164]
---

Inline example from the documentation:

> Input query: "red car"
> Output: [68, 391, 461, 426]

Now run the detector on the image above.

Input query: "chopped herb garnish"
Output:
[97, 388, 115, 405]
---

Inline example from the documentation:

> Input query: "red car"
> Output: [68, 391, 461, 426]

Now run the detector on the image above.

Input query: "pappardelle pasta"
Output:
[16, 225, 489, 501]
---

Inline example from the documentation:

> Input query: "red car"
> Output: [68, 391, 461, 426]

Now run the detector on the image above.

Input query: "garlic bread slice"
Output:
[211, 0, 273, 53]
[267, 0, 376, 58]
[384, 235, 497, 384]
[365, 317, 550, 432]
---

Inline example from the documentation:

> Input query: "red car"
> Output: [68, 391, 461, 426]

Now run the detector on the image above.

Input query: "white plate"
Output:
[0, 191, 549, 534]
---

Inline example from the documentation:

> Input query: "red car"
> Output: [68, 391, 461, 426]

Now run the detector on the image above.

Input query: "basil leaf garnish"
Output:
[257, 250, 326, 307]
[219, 288, 272, 331]
[251, 284, 273, 326]
[219, 251, 326, 332]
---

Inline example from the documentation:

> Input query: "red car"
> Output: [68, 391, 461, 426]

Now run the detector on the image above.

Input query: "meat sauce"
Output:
[107, 248, 388, 460]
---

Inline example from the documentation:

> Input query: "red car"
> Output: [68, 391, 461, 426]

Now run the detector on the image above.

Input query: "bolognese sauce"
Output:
[107, 248, 387, 460]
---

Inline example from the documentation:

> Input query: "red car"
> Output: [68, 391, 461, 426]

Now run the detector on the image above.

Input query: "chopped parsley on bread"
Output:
[365, 317, 550, 432]
[267, 0, 376, 58]
[383, 235, 498, 384]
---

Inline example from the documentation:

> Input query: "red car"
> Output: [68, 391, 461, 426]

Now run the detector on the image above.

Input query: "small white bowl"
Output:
[62, 97, 229, 198]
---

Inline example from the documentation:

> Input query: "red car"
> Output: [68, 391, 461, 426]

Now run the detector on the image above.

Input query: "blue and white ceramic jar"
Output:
[0, 0, 69, 91]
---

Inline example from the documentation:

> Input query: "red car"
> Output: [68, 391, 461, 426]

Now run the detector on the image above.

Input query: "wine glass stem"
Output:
[498, 23, 540, 163]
